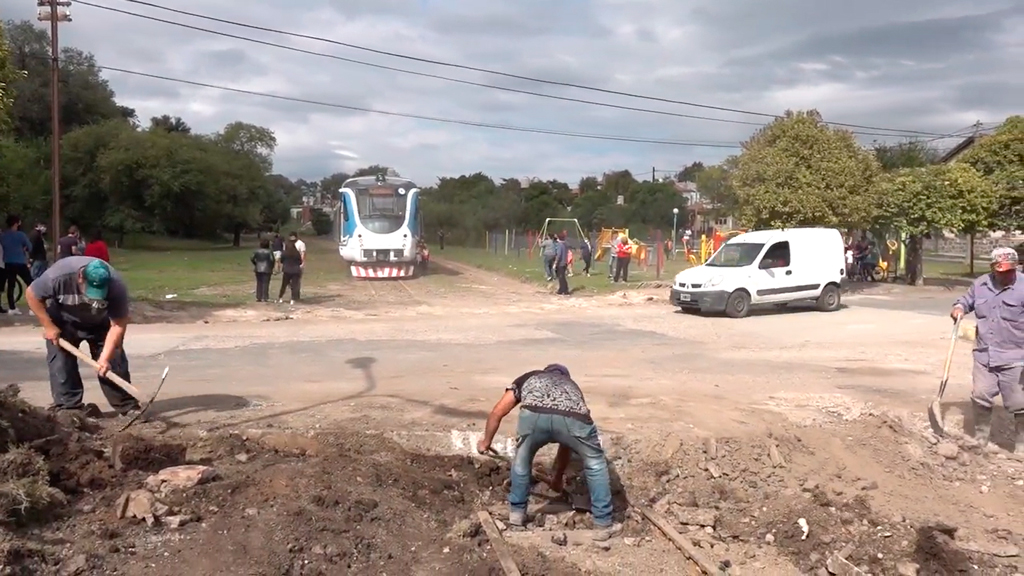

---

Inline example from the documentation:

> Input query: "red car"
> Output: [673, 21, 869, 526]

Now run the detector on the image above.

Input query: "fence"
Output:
[482, 229, 673, 281]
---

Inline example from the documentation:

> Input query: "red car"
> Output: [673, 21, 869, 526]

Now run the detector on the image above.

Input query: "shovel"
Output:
[927, 317, 962, 436]
[57, 338, 169, 431]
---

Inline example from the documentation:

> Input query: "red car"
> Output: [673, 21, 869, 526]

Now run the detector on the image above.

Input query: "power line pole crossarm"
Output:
[37, 0, 72, 260]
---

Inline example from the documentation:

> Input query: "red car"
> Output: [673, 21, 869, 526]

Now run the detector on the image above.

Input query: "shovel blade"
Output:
[927, 398, 945, 436]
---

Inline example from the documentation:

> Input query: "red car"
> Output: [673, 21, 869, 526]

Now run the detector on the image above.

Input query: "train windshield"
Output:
[349, 180, 416, 234]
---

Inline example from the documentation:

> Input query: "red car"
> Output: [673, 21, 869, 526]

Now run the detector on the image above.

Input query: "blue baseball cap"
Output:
[82, 260, 111, 300]
[544, 363, 570, 377]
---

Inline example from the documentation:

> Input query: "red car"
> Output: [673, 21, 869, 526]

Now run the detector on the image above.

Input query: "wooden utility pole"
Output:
[37, 0, 71, 259]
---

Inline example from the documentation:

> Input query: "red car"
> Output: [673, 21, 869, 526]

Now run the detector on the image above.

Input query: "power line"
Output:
[93, 64, 744, 148]
[102, 0, 950, 138]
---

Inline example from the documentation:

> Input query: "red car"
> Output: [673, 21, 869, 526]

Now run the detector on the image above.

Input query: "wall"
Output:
[926, 231, 1024, 261]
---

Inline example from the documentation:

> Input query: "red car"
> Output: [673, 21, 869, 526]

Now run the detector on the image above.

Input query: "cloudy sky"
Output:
[2, 0, 1022, 185]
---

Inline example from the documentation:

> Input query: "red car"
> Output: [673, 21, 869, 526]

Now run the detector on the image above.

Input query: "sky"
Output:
[2, 0, 1022, 186]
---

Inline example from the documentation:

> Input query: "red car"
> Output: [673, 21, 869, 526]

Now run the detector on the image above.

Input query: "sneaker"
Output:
[592, 522, 623, 542]
[7, 309, 21, 316]
[508, 510, 527, 527]
[289, 300, 294, 306]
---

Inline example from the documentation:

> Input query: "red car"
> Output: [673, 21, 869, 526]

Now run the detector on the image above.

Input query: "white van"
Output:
[670, 227, 846, 318]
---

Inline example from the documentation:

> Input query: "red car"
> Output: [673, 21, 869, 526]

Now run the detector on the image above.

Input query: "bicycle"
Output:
[0, 271, 26, 311]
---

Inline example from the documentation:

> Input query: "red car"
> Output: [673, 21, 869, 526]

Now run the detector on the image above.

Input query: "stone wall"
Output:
[926, 231, 1024, 261]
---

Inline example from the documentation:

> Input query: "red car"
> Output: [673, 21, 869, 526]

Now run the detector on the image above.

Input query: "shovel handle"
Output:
[937, 317, 961, 398]
[57, 338, 143, 398]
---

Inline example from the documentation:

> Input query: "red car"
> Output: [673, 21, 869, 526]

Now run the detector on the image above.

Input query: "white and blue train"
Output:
[336, 172, 426, 278]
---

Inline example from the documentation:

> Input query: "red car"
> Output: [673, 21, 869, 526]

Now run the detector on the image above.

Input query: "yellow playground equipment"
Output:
[594, 228, 648, 264]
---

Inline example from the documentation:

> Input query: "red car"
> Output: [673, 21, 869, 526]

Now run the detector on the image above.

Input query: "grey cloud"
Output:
[191, 47, 270, 80]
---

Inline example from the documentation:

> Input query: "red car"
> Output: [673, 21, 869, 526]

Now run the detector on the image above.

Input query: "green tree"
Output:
[310, 208, 332, 236]
[352, 165, 390, 178]
[873, 140, 940, 172]
[732, 110, 882, 229]
[961, 116, 1024, 232]
[877, 163, 997, 285]
[0, 22, 26, 134]
[148, 114, 191, 134]
[694, 162, 737, 221]
[676, 161, 705, 182]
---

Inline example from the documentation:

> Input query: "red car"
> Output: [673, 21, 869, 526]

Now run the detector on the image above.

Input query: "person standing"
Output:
[83, 230, 110, 263]
[29, 223, 49, 280]
[554, 233, 570, 296]
[438, 228, 446, 250]
[277, 233, 304, 304]
[1, 215, 34, 315]
[613, 235, 632, 283]
[540, 234, 556, 282]
[250, 239, 274, 302]
[271, 232, 284, 274]
[580, 237, 593, 277]
[607, 234, 621, 279]
[23, 256, 141, 416]
[57, 226, 81, 260]
[951, 247, 1024, 451]
[476, 364, 622, 540]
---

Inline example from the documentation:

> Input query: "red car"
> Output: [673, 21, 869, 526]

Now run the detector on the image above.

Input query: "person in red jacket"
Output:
[83, 230, 110, 263]
[613, 235, 632, 282]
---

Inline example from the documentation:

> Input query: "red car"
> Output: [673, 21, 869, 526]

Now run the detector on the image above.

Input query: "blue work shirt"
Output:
[955, 272, 1024, 367]
[554, 240, 568, 266]
[0, 230, 31, 265]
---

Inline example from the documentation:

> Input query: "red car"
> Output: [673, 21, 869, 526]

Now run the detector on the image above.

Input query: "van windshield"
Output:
[706, 242, 765, 267]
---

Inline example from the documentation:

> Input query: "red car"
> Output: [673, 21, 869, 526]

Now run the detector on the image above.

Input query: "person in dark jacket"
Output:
[277, 234, 303, 304]
[580, 238, 593, 277]
[554, 233, 570, 296]
[251, 239, 275, 302]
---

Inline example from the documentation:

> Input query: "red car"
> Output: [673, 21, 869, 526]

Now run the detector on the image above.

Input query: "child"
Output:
[250, 239, 275, 302]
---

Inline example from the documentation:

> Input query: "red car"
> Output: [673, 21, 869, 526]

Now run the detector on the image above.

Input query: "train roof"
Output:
[343, 175, 418, 187]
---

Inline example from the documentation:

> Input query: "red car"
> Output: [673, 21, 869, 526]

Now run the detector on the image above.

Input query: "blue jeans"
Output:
[543, 256, 555, 279]
[510, 409, 614, 527]
[30, 260, 48, 280]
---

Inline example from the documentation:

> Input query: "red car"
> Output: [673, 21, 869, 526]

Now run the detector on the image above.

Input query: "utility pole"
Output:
[652, 166, 656, 182]
[37, 0, 71, 260]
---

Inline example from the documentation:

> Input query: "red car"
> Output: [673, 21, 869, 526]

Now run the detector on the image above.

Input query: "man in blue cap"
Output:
[477, 363, 622, 541]
[24, 255, 140, 416]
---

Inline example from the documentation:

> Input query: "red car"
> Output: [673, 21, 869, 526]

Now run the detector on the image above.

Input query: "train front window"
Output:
[349, 181, 416, 234]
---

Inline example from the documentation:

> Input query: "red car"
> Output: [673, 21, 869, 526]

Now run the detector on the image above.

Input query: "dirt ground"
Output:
[0, 258, 1019, 575]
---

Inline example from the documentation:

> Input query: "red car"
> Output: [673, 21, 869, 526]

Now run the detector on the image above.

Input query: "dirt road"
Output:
[2, 262, 1020, 574]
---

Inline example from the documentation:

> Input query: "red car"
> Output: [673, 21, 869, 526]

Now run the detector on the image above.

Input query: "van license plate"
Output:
[678, 293, 691, 302]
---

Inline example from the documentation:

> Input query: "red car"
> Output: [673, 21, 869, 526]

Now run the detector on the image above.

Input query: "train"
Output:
[335, 172, 427, 278]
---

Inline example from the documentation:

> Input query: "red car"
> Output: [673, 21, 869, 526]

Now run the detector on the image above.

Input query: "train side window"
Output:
[342, 196, 350, 222]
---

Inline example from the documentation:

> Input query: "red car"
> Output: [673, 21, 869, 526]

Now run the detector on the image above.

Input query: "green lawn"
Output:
[109, 235, 349, 304]
[438, 246, 690, 293]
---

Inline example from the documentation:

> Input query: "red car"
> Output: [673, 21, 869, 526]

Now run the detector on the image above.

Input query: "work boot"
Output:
[972, 402, 993, 446]
[508, 510, 527, 527]
[592, 522, 623, 542]
[1014, 413, 1024, 454]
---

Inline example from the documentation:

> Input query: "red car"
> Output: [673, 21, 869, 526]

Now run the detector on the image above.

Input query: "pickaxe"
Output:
[58, 338, 168, 431]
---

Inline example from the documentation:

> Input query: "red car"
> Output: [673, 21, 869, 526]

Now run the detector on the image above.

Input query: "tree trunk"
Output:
[905, 234, 925, 286]
[232, 224, 242, 247]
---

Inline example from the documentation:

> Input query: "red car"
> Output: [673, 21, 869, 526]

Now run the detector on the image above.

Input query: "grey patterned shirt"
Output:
[507, 369, 592, 424]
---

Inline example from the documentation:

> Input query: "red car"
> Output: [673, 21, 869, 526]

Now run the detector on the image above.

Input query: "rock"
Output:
[895, 560, 920, 576]
[623, 537, 639, 546]
[532, 513, 546, 528]
[802, 479, 821, 492]
[937, 443, 960, 459]
[659, 468, 680, 484]
[925, 434, 940, 445]
[892, 514, 905, 524]
[815, 569, 830, 576]
[826, 553, 866, 575]
[764, 533, 775, 544]
[145, 465, 217, 492]
[164, 515, 191, 528]
[857, 480, 879, 491]
[551, 532, 568, 546]
[311, 544, 325, 555]
[662, 434, 682, 459]
[58, 554, 88, 576]
[959, 540, 1020, 557]
[114, 492, 130, 519]
[591, 541, 611, 551]
[234, 453, 250, 463]
[707, 462, 723, 479]
[676, 508, 718, 527]
[494, 519, 507, 532]
[704, 437, 718, 459]
[768, 444, 785, 467]
[122, 490, 159, 526]
[245, 508, 259, 517]
[447, 518, 482, 540]
[838, 543, 855, 559]
[254, 431, 320, 456]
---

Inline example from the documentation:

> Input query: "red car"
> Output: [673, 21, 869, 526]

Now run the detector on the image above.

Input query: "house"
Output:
[673, 180, 735, 235]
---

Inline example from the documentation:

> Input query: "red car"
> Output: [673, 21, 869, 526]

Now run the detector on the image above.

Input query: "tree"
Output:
[351, 165, 390, 178]
[960, 116, 1024, 233]
[310, 208, 332, 236]
[216, 121, 276, 174]
[0, 21, 26, 134]
[149, 115, 191, 134]
[676, 161, 705, 182]
[873, 140, 940, 172]
[694, 162, 737, 220]
[877, 163, 997, 285]
[732, 110, 882, 229]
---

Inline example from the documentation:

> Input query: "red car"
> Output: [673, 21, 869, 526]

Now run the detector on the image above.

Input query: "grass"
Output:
[109, 235, 350, 304]
[438, 246, 691, 293]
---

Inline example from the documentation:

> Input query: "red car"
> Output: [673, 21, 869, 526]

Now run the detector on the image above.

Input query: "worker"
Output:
[477, 363, 622, 541]
[613, 235, 632, 283]
[554, 233, 570, 295]
[23, 256, 141, 417]
[951, 247, 1024, 451]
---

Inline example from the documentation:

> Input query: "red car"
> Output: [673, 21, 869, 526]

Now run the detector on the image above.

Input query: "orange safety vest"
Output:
[616, 241, 632, 259]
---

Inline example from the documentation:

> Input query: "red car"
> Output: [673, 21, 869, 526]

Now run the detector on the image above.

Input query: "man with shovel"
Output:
[24, 255, 141, 417]
[951, 247, 1024, 451]
[476, 363, 622, 541]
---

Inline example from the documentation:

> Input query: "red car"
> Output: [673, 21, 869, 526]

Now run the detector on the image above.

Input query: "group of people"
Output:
[845, 237, 882, 281]
[250, 231, 306, 304]
[1, 215, 110, 315]
[538, 232, 637, 296]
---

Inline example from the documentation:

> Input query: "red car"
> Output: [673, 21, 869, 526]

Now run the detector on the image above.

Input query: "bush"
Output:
[310, 208, 332, 236]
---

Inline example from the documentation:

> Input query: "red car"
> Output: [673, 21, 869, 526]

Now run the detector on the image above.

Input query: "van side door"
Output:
[752, 241, 800, 303]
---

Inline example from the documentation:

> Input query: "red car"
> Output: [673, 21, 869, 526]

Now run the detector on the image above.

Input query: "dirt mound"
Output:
[0, 394, 581, 576]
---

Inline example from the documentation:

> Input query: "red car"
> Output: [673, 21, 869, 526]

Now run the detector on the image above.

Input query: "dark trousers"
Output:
[439, 237, 445, 250]
[555, 264, 569, 295]
[279, 272, 301, 301]
[46, 321, 137, 412]
[582, 256, 592, 275]
[255, 272, 271, 301]
[4, 262, 32, 309]
[613, 256, 631, 282]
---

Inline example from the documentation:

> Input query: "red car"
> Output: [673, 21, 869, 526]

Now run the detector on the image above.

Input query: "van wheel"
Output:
[725, 290, 751, 318]
[816, 284, 841, 312]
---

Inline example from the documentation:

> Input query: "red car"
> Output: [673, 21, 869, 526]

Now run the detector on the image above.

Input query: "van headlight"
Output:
[706, 275, 724, 287]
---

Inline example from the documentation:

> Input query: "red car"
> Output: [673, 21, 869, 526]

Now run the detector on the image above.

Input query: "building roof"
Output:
[939, 135, 979, 164]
